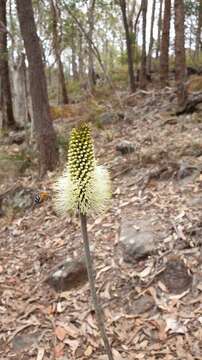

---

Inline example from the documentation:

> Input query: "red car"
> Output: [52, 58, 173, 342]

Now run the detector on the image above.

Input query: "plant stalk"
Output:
[80, 212, 114, 360]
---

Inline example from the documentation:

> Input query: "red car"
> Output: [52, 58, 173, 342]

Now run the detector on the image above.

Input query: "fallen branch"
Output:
[176, 92, 202, 115]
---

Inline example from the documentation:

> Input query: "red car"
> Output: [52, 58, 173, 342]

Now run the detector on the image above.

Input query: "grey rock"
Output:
[98, 112, 116, 125]
[120, 219, 157, 262]
[98, 111, 125, 126]
[128, 294, 155, 315]
[45, 257, 88, 292]
[159, 257, 192, 294]
[116, 140, 135, 155]
[8, 131, 26, 145]
[12, 332, 41, 352]
[1, 186, 34, 216]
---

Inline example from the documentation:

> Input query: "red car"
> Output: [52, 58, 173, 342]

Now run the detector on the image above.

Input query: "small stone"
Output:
[98, 112, 115, 125]
[159, 256, 192, 294]
[8, 131, 25, 145]
[45, 257, 88, 292]
[128, 294, 155, 315]
[116, 140, 135, 155]
[120, 218, 157, 263]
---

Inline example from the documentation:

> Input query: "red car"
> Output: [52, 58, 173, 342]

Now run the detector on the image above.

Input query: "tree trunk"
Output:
[119, 0, 136, 92]
[71, 33, 79, 81]
[174, 0, 188, 111]
[128, 0, 137, 34]
[159, 0, 171, 87]
[88, 0, 96, 92]
[0, 0, 16, 129]
[156, 0, 163, 59]
[16, 0, 58, 175]
[147, 0, 156, 74]
[50, 0, 68, 105]
[78, 33, 84, 80]
[140, 0, 148, 89]
[196, 0, 202, 56]
[12, 53, 31, 127]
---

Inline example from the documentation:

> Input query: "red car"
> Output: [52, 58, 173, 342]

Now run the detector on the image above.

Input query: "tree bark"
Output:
[78, 33, 84, 80]
[71, 31, 79, 81]
[88, 0, 96, 92]
[147, 0, 156, 74]
[159, 0, 171, 87]
[196, 0, 202, 56]
[119, 0, 136, 92]
[156, 0, 163, 59]
[0, 0, 16, 129]
[16, 0, 58, 175]
[50, 0, 68, 105]
[140, 0, 148, 89]
[174, 0, 188, 111]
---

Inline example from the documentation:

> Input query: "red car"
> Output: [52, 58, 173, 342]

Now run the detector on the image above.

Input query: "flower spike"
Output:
[54, 123, 111, 215]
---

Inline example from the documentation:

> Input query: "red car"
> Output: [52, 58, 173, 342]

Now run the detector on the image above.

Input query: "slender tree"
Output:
[16, 0, 58, 175]
[0, 0, 16, 129]
[140, 0, 148, 89]
[196, 0, 202, 56]
[156, 0, 163, 59]
[147, 0, 156, 74]
[88, 0, 96, 91]
[119, 0, 136, 92]
[71, 24, 79, 81]
[174, 0, 188, 110]
[159, 0, 171, 86]
[78, 32, 84, 79]
[50, 0, 69, 104]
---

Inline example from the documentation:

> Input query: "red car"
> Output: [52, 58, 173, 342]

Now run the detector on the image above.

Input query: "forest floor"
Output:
[1, 85, 202, 359]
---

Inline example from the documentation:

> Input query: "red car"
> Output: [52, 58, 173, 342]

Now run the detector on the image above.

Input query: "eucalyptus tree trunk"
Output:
[174, 0, 187, 111]
[50, 0, 68, 104]
[119, 0, 136, 92]
[71, 32, 79, 81]
[16, 0, 58, 175]
[159, 0, 171, 87]
[128, 0, 137, 34]
[12, 53, 31, 127]
[78, 33, 84, 80]
[147, 0, 156, 74]
[196, 0, 202, 56]
[140, 0, 148, 89]
[88, 0, 96, 92]
[0, 0, 16, 129]
[156, 0, 163, 59]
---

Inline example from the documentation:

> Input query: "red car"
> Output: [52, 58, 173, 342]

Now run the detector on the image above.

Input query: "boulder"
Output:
[45, 257, 88, 292]
[98, 111, 125, 126]
[116, 140, 135, 155]
[120, 218, 157, 263]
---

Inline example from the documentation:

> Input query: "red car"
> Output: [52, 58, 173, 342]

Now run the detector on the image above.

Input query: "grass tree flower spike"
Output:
[54, 123, 114, 360]
[54, 123, 111, 215]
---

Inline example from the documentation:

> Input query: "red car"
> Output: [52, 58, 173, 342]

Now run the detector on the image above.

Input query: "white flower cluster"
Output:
[54, 124, 111, 215]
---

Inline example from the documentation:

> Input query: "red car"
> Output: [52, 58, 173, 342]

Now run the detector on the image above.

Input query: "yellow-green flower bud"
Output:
[54, 124, 111, 215]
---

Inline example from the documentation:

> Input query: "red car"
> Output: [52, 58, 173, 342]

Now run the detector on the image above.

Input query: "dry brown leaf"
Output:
[36, 348, 45, 360]
[112, 348, 123, 360]
[64, 338, 80, 354]
[96, 265, 113, 280]
[54, 326, 66, 341]
[54, 343, 65, 358]
[164, 316, 187, 334]
[60, 322, 80, 338]
[84, 345, 93, 356]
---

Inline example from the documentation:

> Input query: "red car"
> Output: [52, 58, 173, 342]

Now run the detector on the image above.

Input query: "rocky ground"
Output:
[1, 86, 202, 359]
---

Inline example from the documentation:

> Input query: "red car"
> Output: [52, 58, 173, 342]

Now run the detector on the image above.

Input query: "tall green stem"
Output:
[80, 213, 114, 360]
